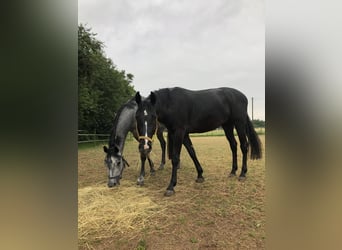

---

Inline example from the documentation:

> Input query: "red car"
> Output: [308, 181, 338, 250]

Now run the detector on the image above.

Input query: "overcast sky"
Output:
[78, 0, 265, 120]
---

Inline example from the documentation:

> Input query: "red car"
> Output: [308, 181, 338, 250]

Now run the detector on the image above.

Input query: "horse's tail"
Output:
[246, 116, 262, 159]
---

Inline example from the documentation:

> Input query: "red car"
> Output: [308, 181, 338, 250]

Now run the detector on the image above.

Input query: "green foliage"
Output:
[78, 24, 135, 133]
[252, 119, 265, 128]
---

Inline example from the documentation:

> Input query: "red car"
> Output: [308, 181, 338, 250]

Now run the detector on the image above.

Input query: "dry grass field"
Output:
[78, 135, 265, 249]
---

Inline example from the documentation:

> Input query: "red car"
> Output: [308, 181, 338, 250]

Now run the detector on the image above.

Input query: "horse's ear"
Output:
[103, 146, 108, 153]
[135, 91, 142, 105]
[150, 92, 156, 105]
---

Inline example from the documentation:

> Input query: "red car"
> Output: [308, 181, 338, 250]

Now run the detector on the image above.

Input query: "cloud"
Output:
[79, 0, 265, 119]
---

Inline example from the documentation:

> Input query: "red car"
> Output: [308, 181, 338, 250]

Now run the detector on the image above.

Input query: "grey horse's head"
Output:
[103, 145, 128, 187]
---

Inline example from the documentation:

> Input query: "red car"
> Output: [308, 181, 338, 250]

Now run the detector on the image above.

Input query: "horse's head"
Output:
[103, 145, 125, 187]
[135, 91, 157, 155]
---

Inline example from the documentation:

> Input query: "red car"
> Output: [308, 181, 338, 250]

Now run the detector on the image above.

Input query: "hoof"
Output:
[150, 171, 155, 176]
[195, 177, 205, 183]
[137, 176, 145, 185]
[228, 173, 236, 178]
[158, 164, 165, 170]
[164, 190, 175, 196]
[238, 176, 246, 181]
[137, 180, 144, 186]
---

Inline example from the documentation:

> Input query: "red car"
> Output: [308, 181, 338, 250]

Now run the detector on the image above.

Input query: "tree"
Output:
[78, 24, 135, 133]
[252, 119, 265, 128]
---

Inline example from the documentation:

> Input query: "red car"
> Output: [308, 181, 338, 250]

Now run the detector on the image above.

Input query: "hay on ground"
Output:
[78, 185, 164, 241]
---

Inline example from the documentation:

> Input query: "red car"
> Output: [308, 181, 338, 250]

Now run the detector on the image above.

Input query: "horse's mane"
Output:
[108, 97, 136, 148]
[152, 88, 172, 110]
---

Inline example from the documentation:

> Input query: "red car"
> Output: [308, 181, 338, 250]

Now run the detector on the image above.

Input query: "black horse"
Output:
[135, 87, 262, 196]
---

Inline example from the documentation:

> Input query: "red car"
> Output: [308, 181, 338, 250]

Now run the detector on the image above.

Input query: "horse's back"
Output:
[156, 87, 248, 132]
[167, 87, 247, 116]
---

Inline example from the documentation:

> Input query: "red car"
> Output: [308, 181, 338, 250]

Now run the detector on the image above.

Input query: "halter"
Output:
[136, 118, 158, 143]
[138, 135, 154, 142]
[107, 155, 129, 180]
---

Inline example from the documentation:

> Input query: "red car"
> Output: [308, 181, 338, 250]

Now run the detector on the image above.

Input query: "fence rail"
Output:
[78, 132, 134, 144]
[78, 133, 110, 144]
[78, 134, 109, 136]
[78, 127, 264, 145]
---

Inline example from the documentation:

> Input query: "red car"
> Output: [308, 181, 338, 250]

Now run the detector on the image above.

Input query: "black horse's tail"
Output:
[246, 116, 262, 159]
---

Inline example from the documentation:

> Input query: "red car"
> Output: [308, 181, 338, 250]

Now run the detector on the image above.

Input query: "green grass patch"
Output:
[190, 128, 265, 137]
[190, 237, 199, 243]
[136, 239, 147, 250]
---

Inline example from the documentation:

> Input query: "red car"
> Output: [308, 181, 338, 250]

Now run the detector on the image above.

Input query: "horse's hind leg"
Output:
[157, 128, 166, 170]
[147, 154, 156, 176]
[235, 121, 249, 181]
[222, 122, 238, 177]
[183, 134, 204, 183]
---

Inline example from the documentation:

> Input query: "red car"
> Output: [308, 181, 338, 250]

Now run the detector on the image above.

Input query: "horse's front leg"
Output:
[165, 129, 184, 196]
[147, 153, 156, 176]
[137, 153, 146, 185]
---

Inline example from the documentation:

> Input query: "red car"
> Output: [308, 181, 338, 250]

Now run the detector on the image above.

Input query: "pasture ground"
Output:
[78, 135, 265, 249]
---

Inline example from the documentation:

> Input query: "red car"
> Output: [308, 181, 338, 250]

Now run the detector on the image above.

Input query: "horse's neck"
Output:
[109, 133, 126, 152]
[109, 106, 136, 153]
[155, 90, 170, 122]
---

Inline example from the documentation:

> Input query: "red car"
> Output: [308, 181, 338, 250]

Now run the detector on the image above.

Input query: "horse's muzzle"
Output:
[108, 177, 120, 187]
[139, 142, 152, 154]
[108, 183, 115, 188]
[139, 147, 151, 155]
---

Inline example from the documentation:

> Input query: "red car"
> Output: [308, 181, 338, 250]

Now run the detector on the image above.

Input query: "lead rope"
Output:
[122, 156, 130, 167]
